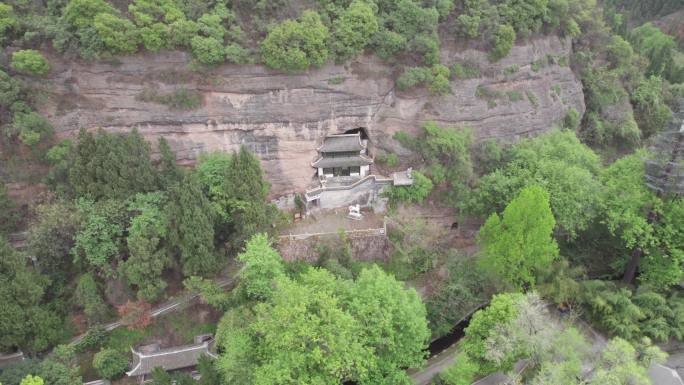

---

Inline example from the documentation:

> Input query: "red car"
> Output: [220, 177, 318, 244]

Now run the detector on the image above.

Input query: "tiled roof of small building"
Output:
[312, 155, 373, 168]
[126, 341, 217, 377]
[317, 134, 366, 153]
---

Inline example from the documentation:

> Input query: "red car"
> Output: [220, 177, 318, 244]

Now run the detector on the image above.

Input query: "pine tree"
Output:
[224, 146, 274, 247]
[167, 172, 218, 276]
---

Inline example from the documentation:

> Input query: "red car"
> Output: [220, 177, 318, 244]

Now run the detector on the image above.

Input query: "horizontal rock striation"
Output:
[41, 35, 584, 197]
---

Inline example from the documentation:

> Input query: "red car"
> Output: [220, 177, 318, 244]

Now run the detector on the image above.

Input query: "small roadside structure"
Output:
[305, 131, 413, 212]
[126, 335, 217, 380]
[312, 133, 372, 179]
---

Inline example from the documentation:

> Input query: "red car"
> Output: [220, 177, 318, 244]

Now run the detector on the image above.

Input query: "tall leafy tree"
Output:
[0, 179, 16, 234]
[261, 10, 329, 72]
[72, 199, 127, 276]
[0, 237, 63, 352]
[217, 266, 430, 384]
[236, 233, 285, 301]
[331, 0, 379, 60]
[68, 129, 157, 201]
[345, 265, 429, 383]
[478, 185, 559, 290]
[122, 192, 171, 301]
[600, 152, 684, 288]
[167, 172, 217, 276]
[28, 202, 80, 286]
[466, 129, 601, 238]
[74, 273, 109, 325]
[197, 147, 275, 248]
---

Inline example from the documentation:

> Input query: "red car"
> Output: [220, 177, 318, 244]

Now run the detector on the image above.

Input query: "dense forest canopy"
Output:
[0, 0, 684, 385]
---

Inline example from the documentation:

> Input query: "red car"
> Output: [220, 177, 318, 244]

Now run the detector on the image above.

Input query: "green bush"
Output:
[11, 50, 50, 76]
[451, 61, 481, 79]
[562, 108, 580, 130]
[92, 348, 128, 379]
[396, 67, 431, 91]
[384, 170, 433, 206]
[506, 90, 523, 102]
[489, 24, 515, 62]
[136, 89, 202, 110]
[261, 11, 329, 72]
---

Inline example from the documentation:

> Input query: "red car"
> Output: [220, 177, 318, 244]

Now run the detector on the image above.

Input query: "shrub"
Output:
[440, 353, 480, 385]
[92, 348, 128, 379]
[136, 89, 202, 110]
[11, 50, 50, 76]
[503, 64, 519, 76]
[489, 25, 515, 62]
[562, 108, 580, 130]
[384, 170, 433, 206]
[11, 110, 54, 147]
[507, 90, 523, 102]
[396, 67, 431, 91]
[261, 11, 329, 72]
[190, 36, 225, 65]
[451, 62, 480, 79]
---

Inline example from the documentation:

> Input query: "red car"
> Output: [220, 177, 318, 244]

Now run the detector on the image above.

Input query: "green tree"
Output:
[466, 129, 601, 238]
[74, 273, 109, 325]
[331, 0, 379, 60]
[20, 375, 43, 385]
[190, 36, 225, 65]
[236, 233, 285, 301]
[479, 185, 559, 289]
[384, 170, 433, 206]
[599, 152, 684, 288]
[440, 353, 479, 385]
[224, 146, 274, 247]
[0, 3, 18, 44]
[0, 180, 16, 235]
[630, 22, 681, 82]
[11, 50, 50, 76]
[38, 345, 82, 385]
[632, 76, 672, 137]
[72, 199, 127, 276]
[122, 192, 170, 301]
[217, 267, 429, 384]
[461, 292, 524, 374]
[0, 237, 63, 352]
[345, 265, 429, 383]
[157, 137, 182, 190]
[590, 337, 665, 385]
[28, 202, 79, 284]
[92, 349, 128, 380]
[490, 24, 515, 61]
[167, 172, 217, 276]
[261, 10, 329, 72]
[93, 13, 140, 55]
[68, 128, 157, 200]
[11, 110, 54, 147]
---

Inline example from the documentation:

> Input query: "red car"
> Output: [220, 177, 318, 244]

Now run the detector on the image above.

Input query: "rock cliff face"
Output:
[42, 35, 584, 197]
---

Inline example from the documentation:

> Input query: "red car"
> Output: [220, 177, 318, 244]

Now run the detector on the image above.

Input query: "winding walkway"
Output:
[69, 277, 235, 345]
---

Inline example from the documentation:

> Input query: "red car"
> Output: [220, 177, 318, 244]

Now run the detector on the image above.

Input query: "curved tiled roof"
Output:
[126, 341, 217, 377]
[312, 155, 373, 168]
[317, 134, 366, 153]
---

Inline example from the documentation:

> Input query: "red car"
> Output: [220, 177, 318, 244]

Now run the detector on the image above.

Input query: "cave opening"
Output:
[344, 127, 369, 141]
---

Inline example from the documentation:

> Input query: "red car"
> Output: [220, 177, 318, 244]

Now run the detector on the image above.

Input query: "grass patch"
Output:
[475, 85, 503, 100]
[328, 76, 346, 85]
[507, 90, 524, 102]
[136, 88, 203, 110]
[526, 90, 539, 108]
[451, 61, 481, 79]
[503, 64, 519, 76]
[487, 99, 497, 109]
[105, 327, 151, 353]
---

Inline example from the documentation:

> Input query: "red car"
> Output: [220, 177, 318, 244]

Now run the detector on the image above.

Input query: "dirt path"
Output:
[69, 276, 236, 345]
[409, 345, 458, 385]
